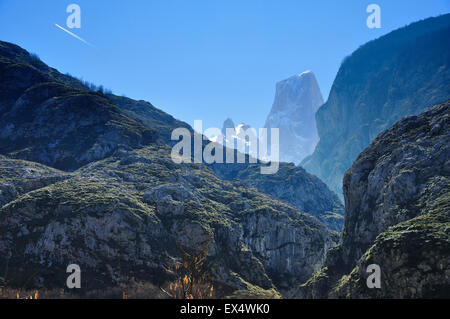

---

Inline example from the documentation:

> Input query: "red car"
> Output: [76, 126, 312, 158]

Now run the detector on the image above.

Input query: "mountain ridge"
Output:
[265, 71, 323, 164]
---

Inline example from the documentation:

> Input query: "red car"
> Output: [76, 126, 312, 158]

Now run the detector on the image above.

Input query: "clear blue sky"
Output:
[0, 0, 449, 130]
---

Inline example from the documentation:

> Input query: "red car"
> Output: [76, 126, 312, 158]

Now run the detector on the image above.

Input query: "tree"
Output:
[167, 240, 214, 299]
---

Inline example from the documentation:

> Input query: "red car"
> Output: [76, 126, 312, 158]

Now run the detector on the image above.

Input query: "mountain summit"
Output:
[264, 71, 323, 164]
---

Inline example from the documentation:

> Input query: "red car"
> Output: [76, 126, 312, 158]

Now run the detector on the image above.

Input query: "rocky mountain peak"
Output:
[264, 71, 324, 164]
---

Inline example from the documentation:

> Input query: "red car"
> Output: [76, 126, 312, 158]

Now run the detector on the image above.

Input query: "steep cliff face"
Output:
[265, 71, 323, 164]
[296, 99, 450, 298]
[341, 100, 450, 266]
[302, 14, 450, 198]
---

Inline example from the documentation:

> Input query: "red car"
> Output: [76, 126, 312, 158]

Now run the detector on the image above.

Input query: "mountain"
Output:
[0, 41, 191, 172]
[295, 99, 450, 298]
[301, 14, 450, 198]
[0, 40, 342, 297]
[0, 43, 157, 170]
[265, 71, 323, 164]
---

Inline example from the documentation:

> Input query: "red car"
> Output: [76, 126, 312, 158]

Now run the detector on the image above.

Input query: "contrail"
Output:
[55, 23, 93, 46]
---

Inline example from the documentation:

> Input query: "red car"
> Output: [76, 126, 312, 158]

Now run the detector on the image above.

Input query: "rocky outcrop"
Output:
[0, 155, 70, 207]
[340, 100, 450, 265]
[333, 211, 449, 298]
[265, 71, 323, 164]
[296, 99, 450, 298]
[302, 14, 450, 198]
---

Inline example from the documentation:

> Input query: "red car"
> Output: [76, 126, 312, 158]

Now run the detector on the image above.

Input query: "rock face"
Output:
[341, 101, 450, 266]
[0, 155, 70, 207]
[296, 99, 450, 298]
[302, 14, 450, 198]
[265, 71, 323, 164]
[210, 119, 345, 232]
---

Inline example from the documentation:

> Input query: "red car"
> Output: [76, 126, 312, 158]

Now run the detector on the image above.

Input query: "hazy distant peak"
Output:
[264, 70, 323, 163]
